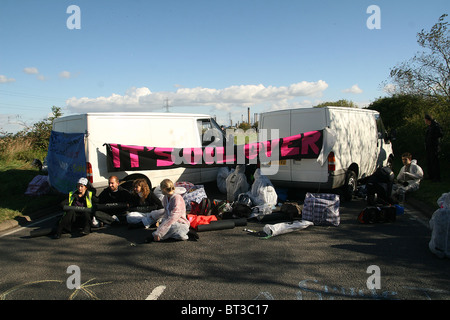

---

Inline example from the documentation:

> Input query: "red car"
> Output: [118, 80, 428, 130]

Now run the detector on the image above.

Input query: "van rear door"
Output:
[290, 108, 329, 183]
[259, 110, 291, 181]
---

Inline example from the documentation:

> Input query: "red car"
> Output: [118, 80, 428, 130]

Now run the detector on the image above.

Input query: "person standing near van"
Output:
[54, 177, 95, 239]
[425, 114, 443, 182]
[147, 179, 191, 242]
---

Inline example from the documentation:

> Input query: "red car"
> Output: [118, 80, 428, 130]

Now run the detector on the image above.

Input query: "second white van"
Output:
[259, 106, 394, 199]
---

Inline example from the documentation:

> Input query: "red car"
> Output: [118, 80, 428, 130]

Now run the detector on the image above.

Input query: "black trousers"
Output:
[56, 210, 91, 235]
[94, 211, 127, 224]
[426, 149, 441, 181]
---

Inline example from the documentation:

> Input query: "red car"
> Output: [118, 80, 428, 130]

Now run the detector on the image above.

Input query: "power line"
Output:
[0, 89, 66, 102]
[0, 102, 48, 110]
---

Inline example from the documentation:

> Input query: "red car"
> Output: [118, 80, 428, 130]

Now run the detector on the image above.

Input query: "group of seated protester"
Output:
[55, 152, 423, 239]
[54, 176, 196, 242]
[366, 152, 424, 206]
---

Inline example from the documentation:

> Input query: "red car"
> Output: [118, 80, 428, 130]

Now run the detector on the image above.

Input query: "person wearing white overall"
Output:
[392, 152, 424, 202]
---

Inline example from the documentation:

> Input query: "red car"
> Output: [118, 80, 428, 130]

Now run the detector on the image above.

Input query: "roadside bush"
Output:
[368, 94, 449, 161]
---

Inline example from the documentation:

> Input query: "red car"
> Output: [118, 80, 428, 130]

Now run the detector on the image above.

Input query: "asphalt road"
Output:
[0, 185, 449, 305]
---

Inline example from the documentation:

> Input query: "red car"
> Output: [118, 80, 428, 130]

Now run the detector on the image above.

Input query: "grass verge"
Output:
[0, 160, 65, 224]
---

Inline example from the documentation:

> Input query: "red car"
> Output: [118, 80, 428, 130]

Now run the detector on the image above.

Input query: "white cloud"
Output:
[59, 71, 71, 79]
[342, 84, 363, 94]
[0, 75, 15, 83]
[66, 81, 329, 113]
[23, 67, 39, 75]
[382, 83, 397, 94]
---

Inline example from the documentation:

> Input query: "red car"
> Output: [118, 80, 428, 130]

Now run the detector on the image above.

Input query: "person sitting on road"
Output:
[366, 166, 395, 206]
[95, 175, 132, 226]
[392, 152, 424, 202]
[146, 179, 193, 242]
[126, 179, 163, 228]
[54, 177, 97, 239]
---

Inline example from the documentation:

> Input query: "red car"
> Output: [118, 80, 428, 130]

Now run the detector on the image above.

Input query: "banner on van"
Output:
[104, 130, 324, 172]
[47, 131, 86, 193]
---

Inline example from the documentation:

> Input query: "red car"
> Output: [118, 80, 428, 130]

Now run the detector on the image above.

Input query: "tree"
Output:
[367, 94, 442, 160]
[313, 99, 357, 108]
[19, 106, 63, 152]
[238, 122, 252, 130]
[388, 14, 450, 100]
[367, 94, 431, 130]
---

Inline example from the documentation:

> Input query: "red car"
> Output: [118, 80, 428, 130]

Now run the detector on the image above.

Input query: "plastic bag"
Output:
[237, 193, 253, 207]
[429, 192, 450, 258]
[226, 165, 249, 202]
[437, 192, 450, 209]
[247, 168, 278, 207]
[302, 192, 340, 226]
[217, 167, 233, 194]
[249, 204, 273, 219]
[183, 186, 207, 211]
[263, 220, 313, 237]
[153, 186, 165, 202]
[25, 175, 50, 196]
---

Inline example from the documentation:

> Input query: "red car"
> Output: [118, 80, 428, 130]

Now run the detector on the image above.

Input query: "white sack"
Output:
[226, 165, 249, 202]
[217, 167, 233, 194]
[247, 168, 278, 207]
[263, 220, 313, 237]
[429, 192, 450, 258]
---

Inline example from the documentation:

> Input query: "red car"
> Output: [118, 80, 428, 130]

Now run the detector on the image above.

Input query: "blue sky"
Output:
[0, 0, 448, 133]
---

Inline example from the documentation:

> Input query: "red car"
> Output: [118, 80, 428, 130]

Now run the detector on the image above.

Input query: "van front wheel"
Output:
[342, 170, 357, 201]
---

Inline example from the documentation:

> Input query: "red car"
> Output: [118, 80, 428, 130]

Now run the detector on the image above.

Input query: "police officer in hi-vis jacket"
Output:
[54, 177, 96, 239]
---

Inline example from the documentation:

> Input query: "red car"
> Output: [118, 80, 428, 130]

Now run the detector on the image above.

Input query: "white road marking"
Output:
[146, 285, 166, 300]
[0, 212, 61, 238]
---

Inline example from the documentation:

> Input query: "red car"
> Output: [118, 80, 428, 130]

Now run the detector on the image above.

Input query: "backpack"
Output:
[211, 199, 232, 217]
[230, 202, 252, 218]
[190, 198, 212, 215]
[358, 206, 396, 224]
[222, 202, 251, 219]
[281, 202, 303, 220]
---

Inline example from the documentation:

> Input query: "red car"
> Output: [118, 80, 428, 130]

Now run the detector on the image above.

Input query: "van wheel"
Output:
[342, 170, 357, 201]
[120, 174, 152, 192]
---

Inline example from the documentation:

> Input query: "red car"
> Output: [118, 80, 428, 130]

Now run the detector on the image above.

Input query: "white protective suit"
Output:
[226, 165, 249, 202]
[247, 168, 278, 207]
[392, 159, 424, 197]
[217, 167, 233, 194]
[429, 192, 450, 258]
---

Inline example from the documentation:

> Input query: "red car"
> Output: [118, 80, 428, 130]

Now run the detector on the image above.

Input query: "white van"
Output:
[51, 112, 224, 192]
[259, 106, 394, 199]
